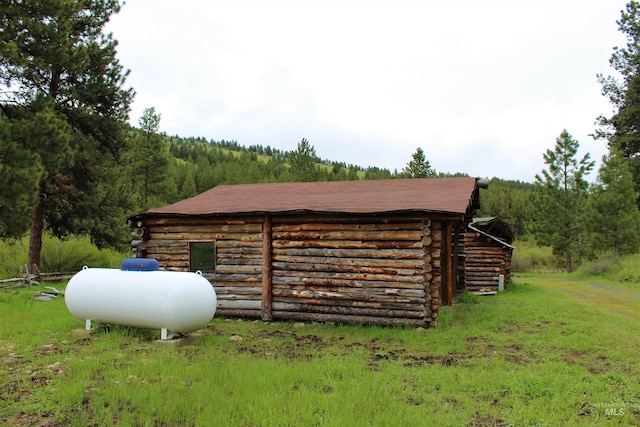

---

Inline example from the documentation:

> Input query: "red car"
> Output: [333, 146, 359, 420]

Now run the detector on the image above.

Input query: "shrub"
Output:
[607, 252, 640, 282]
[435, 306, 453, 329]
[511, 238, 556, 273]
[41, 234, 126, 272]
[578, 253, 621, 276]
[0, 234, 128, 278]
[456, 289, 480, 304]
[0, 238, 29, 278]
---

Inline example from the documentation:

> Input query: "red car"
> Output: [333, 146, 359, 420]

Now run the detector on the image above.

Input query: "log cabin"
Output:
[460, 217, 514, 294]
[128, 177, 487, 327]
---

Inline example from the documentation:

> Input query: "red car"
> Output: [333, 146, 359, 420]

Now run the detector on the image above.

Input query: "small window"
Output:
[190, 241, 216, 272]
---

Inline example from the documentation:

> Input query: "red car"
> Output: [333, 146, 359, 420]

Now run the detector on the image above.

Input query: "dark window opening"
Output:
[190, 241, 216, 272]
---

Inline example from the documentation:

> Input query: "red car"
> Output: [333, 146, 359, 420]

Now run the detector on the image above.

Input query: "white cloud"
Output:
[107, 0, 628, 182]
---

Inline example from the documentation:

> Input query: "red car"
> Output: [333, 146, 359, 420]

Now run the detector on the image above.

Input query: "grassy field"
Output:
[1, 277, 639, 426]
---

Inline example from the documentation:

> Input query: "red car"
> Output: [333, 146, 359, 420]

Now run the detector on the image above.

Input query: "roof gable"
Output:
[133, 177, 480, 219]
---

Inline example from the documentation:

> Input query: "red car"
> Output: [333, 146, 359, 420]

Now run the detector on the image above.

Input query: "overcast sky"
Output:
[106, 0, 629, 182]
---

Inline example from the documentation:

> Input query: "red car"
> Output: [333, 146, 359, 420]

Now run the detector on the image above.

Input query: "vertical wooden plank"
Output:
[446, 222, 454, 306]
[439, 221, 448, 306]
[261, 215, 273, 321]
[422, 217, 434, 324]
[452, 223, 460, 294]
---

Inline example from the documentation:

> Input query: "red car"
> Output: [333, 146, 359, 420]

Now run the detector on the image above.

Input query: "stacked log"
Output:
[462, 231, 512, 292]
[271, 215, 432, 327]
[135, 214, 442, 326]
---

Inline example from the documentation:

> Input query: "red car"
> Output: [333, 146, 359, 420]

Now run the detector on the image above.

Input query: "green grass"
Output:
[1, 278, 639, 426]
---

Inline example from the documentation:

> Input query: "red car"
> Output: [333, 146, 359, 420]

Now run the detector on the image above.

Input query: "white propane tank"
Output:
[65, 267, 217, 336]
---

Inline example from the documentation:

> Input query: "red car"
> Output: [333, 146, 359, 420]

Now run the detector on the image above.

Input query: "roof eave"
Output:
[128, 208, 469, 225]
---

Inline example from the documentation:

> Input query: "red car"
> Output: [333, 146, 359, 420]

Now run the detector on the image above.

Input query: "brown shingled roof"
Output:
[132, 177, 479, 219]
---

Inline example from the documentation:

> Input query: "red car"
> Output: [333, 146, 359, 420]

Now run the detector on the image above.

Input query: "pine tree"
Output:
[585, 150, 640, 256]
[289, 138, 319, 182]
[596, 1, 640, 198]
[181, 168, 197, 199]
[0, 0, 133, 269]
[128, 107, 169, 207]
[531, 130, 594, 272]
[402, 147, 436, 178]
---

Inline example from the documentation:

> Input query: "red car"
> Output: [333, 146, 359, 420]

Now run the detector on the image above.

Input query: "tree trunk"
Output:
[566, 247, 572, 273]
[143, 176, 148, 205]
[613, 227, 620, 257]
[28, 180, 46, 273]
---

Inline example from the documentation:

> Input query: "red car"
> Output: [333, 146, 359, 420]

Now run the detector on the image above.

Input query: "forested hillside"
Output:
[140, 131, 534, 243]
[161, 134, 393, 202]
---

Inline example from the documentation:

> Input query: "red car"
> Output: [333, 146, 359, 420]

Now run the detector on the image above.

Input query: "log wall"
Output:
[462, 231, 512, 292]
[134, 213, 448, 327]
[270, 214, 434, 326]
[136, 217, 265, 318]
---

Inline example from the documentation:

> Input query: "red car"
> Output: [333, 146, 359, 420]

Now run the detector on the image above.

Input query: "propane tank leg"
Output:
[161, 328, 168, 340]
[85, 319, 92, 331]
